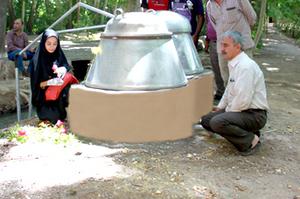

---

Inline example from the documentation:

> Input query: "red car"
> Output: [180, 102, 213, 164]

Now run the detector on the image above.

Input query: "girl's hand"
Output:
[54, 67, 67, 78]
[40, 81, 47, 89]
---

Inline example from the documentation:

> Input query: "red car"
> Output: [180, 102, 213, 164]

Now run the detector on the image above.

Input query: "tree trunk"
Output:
[114, 0, 118, 11]
[94, 0, 100, 8]
[93, 0, 100, 24]
[66, 0, 74, 29]
[100, 0, 108, 24]
[254, 0, 267, 48]
[0, 0, 9, 58]
[45, 0, 50, 14]
[76, 0, 81, 25]
[124, 0, 140, 12]
[27, 0, 38, 34]
[7, 0, 15, 29]
[22, 0, 25, 23]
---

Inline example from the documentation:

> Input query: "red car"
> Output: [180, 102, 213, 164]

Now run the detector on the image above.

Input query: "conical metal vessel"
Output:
[154, 10, 204, 76]
[85, 10, 187, 91]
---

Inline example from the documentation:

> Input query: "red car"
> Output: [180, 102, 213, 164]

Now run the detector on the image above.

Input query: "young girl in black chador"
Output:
[30, 29, 77, 124]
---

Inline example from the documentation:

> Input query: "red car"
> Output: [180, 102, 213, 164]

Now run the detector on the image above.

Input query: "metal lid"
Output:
[153, 10, 191, 34]
[101, 9, 172, 38]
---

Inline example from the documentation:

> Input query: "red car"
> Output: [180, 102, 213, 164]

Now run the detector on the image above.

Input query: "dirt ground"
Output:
[0, 24, 300, 199]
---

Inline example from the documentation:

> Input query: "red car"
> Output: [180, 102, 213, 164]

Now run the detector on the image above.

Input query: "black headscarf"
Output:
[30, 29, 70, 107]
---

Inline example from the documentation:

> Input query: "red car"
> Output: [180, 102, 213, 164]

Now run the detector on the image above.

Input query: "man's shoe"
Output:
[240, 141, 261, 156]
[193, 121, 204, 130]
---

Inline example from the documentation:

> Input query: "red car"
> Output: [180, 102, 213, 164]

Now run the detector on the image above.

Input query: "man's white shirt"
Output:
[217, 52, 269, 112]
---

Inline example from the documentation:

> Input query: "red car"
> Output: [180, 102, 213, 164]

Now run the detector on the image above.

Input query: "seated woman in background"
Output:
[30, 29, 78, 124]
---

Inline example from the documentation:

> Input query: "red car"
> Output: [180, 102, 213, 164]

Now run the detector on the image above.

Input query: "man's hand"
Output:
[192, 34, 199, 47]
[22, 52, 27, 59]
[29, 47, 36, 53]
[205, 40, 209, 53]
[212, 106, 221, 112]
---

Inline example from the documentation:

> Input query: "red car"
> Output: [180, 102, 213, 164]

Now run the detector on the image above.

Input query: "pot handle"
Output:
[114, 8, 124, 18]
[146, 9, 157, 14]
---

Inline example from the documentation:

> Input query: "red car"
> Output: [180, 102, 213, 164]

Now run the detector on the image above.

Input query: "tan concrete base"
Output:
[68, 71, 213, 143]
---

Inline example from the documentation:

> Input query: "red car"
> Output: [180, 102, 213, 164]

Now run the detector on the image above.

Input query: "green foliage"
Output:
[0, 124, 22, 141]
[268, 0, 300, 40]
[268, 0, 300, 21]
[248, 0, 300, 46]
[7, 0, 300, 40]
[7, 0, 129, 34]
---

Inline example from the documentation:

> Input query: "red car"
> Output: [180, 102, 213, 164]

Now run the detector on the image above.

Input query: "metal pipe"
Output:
[16, 2, 113, 122]
[19, 3, 111, 55]
[79, 2, 114, 18]
[15, 67, 21, 122]
[56, 24, 106, 34]
[16, 2, 82, 121]
[19, 2, 81, 55]
[28, 83, 32, 118]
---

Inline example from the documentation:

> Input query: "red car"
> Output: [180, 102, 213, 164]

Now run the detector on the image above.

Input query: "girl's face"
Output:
[45, 36, 58, 53]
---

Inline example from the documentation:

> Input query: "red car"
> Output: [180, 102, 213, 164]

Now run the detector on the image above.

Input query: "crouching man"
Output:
[198, 31, 269, 156]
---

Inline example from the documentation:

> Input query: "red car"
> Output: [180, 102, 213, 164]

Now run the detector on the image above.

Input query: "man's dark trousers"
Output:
[8, 50, 34, 72]
[200, 109, 267, 151]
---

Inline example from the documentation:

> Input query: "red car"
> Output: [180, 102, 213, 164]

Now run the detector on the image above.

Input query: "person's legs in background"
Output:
[24, 50, 35, 74]
[209, 41, 225, 100]
[8, 50, 33, 76]
[217, 53, 229, 85]
[244, 48, 253, 59]
[8, 50, 25, 72]
[24, 50, 34, 61]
